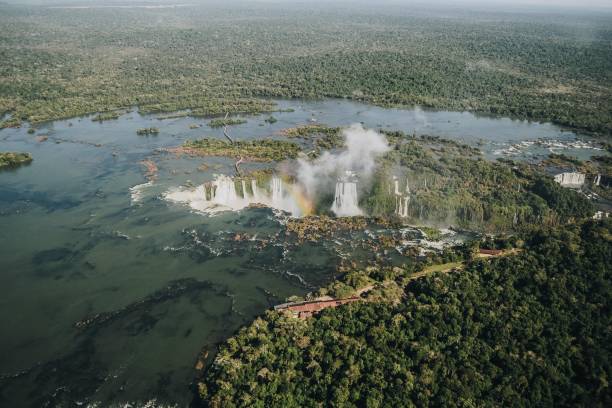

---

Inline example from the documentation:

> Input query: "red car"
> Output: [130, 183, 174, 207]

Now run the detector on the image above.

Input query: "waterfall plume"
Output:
[297, 123, 390, 214]
[165, 174, 307, 216]
[331, 171, 363, 217]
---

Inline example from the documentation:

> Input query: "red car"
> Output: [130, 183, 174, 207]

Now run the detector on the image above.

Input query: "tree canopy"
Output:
[199, 220, 611, 407]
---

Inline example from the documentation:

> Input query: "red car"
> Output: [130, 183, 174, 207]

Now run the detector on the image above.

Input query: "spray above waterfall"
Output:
[298, 124, 390, 216]
[332, 171, 363, 217]
[165, 175, 307, 216]
[164, 124, 389, 218]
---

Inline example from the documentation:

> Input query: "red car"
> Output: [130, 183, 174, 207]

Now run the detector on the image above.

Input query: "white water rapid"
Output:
[165, 175, 302, 216]
[393, 177, 411, 217]
[331, 171, 363, 217]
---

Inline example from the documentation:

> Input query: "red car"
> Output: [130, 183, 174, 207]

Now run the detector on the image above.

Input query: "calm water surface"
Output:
[0, 99, 603, 406]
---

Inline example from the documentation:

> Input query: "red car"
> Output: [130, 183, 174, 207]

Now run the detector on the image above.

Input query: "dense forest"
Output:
[176, 128, 595, 230]
[183, 138, 301, 162]
[1, 3, 609, 407]
[0, 3, 610, 135]
[199, 219, 611, 407]
[362, 133, 595, 231]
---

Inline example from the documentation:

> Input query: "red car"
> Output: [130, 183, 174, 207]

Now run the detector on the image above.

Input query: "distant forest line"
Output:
[0, 3, 610, 135]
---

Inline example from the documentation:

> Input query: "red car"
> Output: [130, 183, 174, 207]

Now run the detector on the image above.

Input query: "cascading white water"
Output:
[331, 181, 362, 216]
[271, 177, 283, 207]
[165, 174, 303, 216]
[270, 176, 303, 215]
[331, 171, 362, 217]
[393, 176, 410, 217]
[241, 180, 247, 199]
[251, 179, 260, 200]
[213, 175, 240, 206]
[396, 196, 409, 217]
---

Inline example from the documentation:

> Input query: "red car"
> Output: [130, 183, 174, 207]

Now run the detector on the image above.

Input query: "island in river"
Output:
[0, 3, 611, 407]
[0, 96, 609, 407]
[0, 152, 32, 169]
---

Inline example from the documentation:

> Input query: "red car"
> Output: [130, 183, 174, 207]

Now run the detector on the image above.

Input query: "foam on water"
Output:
[331, 181, 362, 216]
[164, 175, 303, 216]
[331, 171, 363, 217]
[129, 181, 154, 205]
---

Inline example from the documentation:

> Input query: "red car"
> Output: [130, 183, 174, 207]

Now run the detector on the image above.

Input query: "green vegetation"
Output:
[183, 138, 300, 162]
[199, 220, 611, 407]
[363, 133, 594, 231]
[0, 151, 32, 169]
[208, 118, 247, 128]
[136, 127, 159, 136]
[281, 125, 337, 138]
[0, 4, 608, 405]
[286, 216, 368, 241]
[539, 152, 611, 200]
[422, 260, 463, 273]
[545, 153, 583, 167]
[155, 112, 189, 120]
[141, 99, 277, 118]
[419, 226, 443, 240]
[531, 176, 594, 220]
[282, 124, 344, 154]
[91, 111, 121, 122]
[264, 116, 277, 124]
[0, 4, 609, 135]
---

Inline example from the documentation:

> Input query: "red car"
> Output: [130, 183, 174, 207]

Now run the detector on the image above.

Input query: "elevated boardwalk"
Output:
[275, 247, 519, 319]
[274, 297, 361, 319]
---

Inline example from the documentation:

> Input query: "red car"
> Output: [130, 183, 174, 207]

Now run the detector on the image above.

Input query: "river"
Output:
[0, 99, 604, 407]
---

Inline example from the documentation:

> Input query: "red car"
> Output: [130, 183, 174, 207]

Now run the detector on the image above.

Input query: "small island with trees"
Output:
[208, 118, 247, 128]
[136, 127, 159, 136]
[0, 152, 32, 169]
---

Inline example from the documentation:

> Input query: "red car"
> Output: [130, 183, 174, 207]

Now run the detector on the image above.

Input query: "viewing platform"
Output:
[274, 297, 361, 319]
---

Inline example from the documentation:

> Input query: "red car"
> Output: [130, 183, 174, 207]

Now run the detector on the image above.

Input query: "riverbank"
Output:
[0, 97, 609, 407]
[1, 3, 611, 137]
[197, 220, 611, 407]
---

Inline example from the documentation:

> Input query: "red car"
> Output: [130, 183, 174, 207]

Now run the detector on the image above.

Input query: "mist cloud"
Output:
[297, 123, 390, 199]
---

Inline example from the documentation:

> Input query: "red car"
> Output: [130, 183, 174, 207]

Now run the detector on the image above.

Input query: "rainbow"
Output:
[287, 183, 314, 216]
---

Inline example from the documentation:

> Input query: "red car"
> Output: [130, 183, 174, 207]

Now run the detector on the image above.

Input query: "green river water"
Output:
[0, 99, 604, 407]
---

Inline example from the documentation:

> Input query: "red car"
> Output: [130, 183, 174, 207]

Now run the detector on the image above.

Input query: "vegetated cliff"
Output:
[198, 219, 611, 407]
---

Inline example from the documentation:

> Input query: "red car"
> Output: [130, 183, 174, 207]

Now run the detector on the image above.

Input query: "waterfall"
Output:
[241, 180, 247, 199]
[271, 176, 283, 207]
[271, 176, 303, 215]
[554, 172, 585, 187]
[401, 196, 409, 217]
[331, 173, 362, 217]
[395, 196, 409, 218]
[251, 179, 260, 201]
[165, 174, 304, 216]
[194, 185, 207, 200]
[212, 175, 240, 206]
[393, 176, 410, 217]
[396, 196, 402, 216]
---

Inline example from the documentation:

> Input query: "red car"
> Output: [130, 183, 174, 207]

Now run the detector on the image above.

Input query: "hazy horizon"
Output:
[2, 0, 612, 11]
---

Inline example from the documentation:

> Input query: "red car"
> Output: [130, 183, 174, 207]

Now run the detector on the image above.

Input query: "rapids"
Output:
[0, 98, 606, 407]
